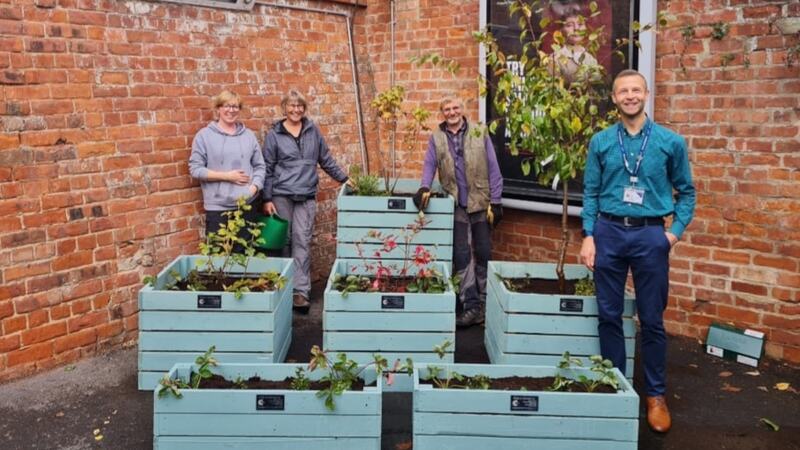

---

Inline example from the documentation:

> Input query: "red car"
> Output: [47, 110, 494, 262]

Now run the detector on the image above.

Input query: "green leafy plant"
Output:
[548, 351, 620, 393]
[347, 165, 385, 196]
[157, 345, 218, 399]
[425, 340, 491, 390]
[574, 275, 595, 296]
[711, 22, 729, 40]
[290, 366, 311, 391]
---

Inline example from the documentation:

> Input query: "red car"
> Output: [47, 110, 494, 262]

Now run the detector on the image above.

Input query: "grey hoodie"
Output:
[188, 122, 266, 211]
[261, 118, 348, 200]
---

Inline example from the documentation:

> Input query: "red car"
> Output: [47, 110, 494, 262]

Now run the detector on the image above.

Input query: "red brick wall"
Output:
[0, 0, 365, 382]
[1, 0, 798, 382]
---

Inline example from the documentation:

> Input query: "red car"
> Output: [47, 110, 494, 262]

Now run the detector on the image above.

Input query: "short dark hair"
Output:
[613, 69, 648, 90]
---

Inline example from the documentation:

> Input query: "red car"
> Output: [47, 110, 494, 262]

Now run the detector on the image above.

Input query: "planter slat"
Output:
[154, 363, 381, 450]
[336, 180, 453, 214]
[137, 256, 293, 390]
[155, 437, 381, 450]
[336, 228, 453, 245]
[413, 436, 636, 450]
[337, 212, 453, 228]
[325, 293, 454, 312]
[324, 332, 455, 352]
[413, 412, 638, 440]
[324, 312, 454, 331]
[486, 261, 636, 380]
[330, 351, 454, 366]
[412, 364, 638, 450]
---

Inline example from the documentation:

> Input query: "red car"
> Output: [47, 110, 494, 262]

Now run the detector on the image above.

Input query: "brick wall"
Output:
[0, 0, 365, 382]
[1, 0, 797, 382]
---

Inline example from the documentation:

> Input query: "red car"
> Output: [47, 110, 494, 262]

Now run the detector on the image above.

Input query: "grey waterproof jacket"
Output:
[188, 122, 266, 211]
[261, 118, 348, 200]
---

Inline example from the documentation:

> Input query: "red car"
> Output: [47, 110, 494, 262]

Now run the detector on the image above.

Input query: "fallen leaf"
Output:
[93, 429, 101, 436]
[689, 364, 698, 369]
[759, 417, 780, 431]
[395, 441, 413, 450]
[94, 435, 103, 441]
[55, 412, 64, 418]
[719, 371, 733, 378]
[112, 410, 118, 415]
[103, 420, 110, 425]
[775, 382, 790, 391]
[721, 382, 742, 393]
[744, 371, 760, 376]
[757, 386, 769, 392]
[64, 365, 76, 372]
[673, 394, 681, 400]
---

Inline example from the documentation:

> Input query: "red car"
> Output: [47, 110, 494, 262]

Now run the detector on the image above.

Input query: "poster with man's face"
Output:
[486, 0, 635, 204]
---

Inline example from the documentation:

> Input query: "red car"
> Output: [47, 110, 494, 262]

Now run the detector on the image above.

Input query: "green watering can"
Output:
[257, 214, 289, 250]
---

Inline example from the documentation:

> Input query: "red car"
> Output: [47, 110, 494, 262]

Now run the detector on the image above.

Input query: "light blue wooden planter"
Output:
[336, 179, 454, 273]
[413, 364, 639, 450]
[323, 259, 456, 384]
[138, 255, 294, 390]
[485, 261, 637, 379]
[153, 363, 382, 450]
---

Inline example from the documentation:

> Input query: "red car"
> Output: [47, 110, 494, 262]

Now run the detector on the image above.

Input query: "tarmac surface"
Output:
[1, 281, 799, 450]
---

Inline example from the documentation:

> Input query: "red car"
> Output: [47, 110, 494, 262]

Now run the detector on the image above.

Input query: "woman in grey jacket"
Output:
[262, 90, 352, 313]
[189, 90, 265, 243]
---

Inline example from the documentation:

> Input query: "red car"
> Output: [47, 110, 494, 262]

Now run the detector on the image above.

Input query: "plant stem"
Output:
[557, 180, 569, 294]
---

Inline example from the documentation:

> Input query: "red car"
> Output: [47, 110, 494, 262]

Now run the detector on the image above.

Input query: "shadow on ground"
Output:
[1, 281, 798, 450]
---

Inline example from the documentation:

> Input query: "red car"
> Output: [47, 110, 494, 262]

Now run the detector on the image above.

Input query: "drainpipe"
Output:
[389, 0, 396, 178]
[255, 1, 369, 172]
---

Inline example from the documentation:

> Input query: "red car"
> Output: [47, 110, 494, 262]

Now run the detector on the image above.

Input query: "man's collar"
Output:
[439, 117, 468, 135]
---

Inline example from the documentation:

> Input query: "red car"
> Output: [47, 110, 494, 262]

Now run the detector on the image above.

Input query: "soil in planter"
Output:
[502, 277, 580, 295]
[425, 375, 616, 393]
[334, 276, 420, 294]
[345, 191, 448, 198]
[175, 272, 281, 292]
[198, 374, 372, 390]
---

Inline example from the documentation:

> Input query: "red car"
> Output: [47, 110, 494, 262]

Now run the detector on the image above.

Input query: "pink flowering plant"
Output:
[332, 216, 451, 296]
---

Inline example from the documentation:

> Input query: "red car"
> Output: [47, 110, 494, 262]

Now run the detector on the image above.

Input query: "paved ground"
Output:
[1, 282, 799, 450]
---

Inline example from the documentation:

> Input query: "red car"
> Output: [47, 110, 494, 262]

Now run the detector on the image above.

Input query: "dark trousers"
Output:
[204, 199, 262, 253]
[453, 207, 491, 311]
[593, 216, 671, 396]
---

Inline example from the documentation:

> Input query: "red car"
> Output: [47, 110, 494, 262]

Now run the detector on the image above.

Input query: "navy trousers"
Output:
[593, 216, 671, 396]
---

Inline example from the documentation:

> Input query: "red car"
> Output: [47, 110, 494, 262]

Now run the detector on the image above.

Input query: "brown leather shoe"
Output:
[292, 294, 310, 314]
[646, 395, 672, 433]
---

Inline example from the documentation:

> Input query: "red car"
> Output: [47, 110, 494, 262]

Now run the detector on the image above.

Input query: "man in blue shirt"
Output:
[580, 69, 696, 433]
[414, 96, 504, 327]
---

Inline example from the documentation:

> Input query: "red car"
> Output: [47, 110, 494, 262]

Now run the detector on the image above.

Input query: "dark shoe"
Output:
[646, 395, 672, 433]
[456, 307, 484, 328]
[292, 294, 310, 314]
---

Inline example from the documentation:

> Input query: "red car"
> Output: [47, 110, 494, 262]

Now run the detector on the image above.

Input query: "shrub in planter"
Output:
[154, 346, 391, 450]
[138, 199, 294, 390]
[413, 353, 638, 450]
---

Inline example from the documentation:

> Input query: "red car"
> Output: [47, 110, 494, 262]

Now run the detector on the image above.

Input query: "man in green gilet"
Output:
[414, 96, 504, 327]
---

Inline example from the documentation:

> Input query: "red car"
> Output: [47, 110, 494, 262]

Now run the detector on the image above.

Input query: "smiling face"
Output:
[562, 15, 585, 46]
[217, 102, 240, 128]
[611, 73, 649, 120]
[441, 100, 464, 129]
[284, 101, 306, 125]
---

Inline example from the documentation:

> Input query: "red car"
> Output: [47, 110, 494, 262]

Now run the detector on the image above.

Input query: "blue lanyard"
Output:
[616, 120, 652, 178]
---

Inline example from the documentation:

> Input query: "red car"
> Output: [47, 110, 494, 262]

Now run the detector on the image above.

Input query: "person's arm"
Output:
[248, 134, 266, 196]
[668, 136, 696, 239]
[420, 136, 438, 189]
[316, 126, 348, 183]
[581, 135, 602, 237]
[485, 134, 503, 203]
[261, 132, 277, 201]
[189, 131, 250, 184]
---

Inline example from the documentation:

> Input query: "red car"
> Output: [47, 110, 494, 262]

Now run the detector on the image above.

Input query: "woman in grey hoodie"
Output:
[262, 90, 352, 313]
[189, 90, 266, 244]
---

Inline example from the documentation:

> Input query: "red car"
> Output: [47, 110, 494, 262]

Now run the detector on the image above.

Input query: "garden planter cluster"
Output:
[336, 179, 454, 272]
[323, 259, 456, 369]
[138, 255, 294, 390]
[412, 364, 639, 450]
[154, 363, 382, 450]
[485, 261, 636, 379]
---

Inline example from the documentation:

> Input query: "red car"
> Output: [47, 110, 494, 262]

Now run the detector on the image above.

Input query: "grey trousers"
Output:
[453, 206, 491, 311]
[271, 196, 316, 300]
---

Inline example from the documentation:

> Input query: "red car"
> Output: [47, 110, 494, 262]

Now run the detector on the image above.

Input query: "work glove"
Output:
[413, 187, 431, 210]
[487, 203, 503, 228]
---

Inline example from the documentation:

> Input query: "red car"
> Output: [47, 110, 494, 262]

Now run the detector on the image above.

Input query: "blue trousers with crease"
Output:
[593, 216, 671, 396]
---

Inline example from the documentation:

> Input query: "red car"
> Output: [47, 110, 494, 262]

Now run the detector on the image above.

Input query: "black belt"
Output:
[600, 212, 664, 227]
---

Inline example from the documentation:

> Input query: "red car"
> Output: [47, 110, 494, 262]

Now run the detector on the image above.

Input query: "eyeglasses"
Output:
[221, 104, 241, 111]
[286, 103, 305, 110]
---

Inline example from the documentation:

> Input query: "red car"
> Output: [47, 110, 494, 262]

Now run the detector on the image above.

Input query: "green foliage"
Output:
[425, 340, 489, 390]
[157, 375, 189, 399]
[347, 165, 385, 196]
[574, 275, 595, 296]
[290, 366, 311, 391]
[232, 376, 248, 389]
[547, 351, 620, 393]
[157, 346, 218, 399]
[711, 22, 729, 40]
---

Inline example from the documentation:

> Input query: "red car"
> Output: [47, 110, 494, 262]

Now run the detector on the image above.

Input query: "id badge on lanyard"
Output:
[618, 122, 651, 205]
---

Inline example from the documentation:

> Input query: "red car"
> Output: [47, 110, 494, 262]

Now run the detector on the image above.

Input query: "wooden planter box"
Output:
[154, 363, 382, 450]
[323, 259, 456, 371]
[138, 255, 294, 390]
[336, 179, 454, 273]
[413, 364, 638, 450]
[485, 261, 636, 379]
